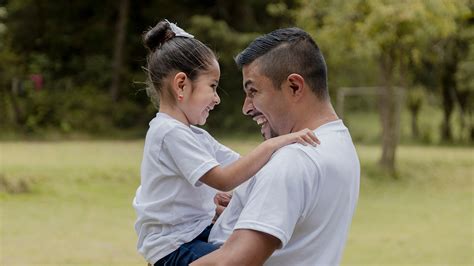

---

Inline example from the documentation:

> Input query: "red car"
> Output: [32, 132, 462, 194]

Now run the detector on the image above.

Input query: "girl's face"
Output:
[181, 59, 221, 126]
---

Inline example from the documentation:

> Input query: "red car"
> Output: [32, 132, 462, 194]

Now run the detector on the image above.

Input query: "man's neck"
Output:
[291, 101, 339, 132]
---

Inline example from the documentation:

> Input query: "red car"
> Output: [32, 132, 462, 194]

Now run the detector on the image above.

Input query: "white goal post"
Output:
[336, 86, 405, 118]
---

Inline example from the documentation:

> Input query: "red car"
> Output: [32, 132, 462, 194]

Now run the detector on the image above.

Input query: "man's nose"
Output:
[242, 96, 253, 116]
[214, 92, 220, 105]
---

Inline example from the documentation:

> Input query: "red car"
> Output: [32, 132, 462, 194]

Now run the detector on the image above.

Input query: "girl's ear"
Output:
[172, 72, 188, 99]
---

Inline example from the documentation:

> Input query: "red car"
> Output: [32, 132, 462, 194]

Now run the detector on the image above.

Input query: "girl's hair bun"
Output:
[143, 20, 175, 52]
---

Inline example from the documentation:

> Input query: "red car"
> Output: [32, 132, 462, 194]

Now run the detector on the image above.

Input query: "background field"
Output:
[1, 139, 472, 265]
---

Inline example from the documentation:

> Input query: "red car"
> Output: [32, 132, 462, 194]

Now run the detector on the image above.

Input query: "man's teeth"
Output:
[256, 117, 267, 126]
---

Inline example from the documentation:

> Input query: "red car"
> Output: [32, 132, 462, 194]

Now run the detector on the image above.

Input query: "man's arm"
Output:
[191, 229, 280, 266]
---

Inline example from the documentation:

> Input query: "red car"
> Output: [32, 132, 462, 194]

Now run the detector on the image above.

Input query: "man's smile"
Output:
[252, 113, 271, 139]
[253, 114, 267, 126]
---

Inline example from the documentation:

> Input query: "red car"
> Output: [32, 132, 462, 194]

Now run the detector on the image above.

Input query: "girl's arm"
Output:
[200, 128, 319, 191]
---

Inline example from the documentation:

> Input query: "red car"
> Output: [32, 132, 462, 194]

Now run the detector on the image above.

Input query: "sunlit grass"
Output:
[343, 145, 473, 265]
[0, 140, 473, 265]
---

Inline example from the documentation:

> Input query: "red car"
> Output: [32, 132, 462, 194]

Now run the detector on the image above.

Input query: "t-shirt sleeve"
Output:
[233, 146, 319, 248]
[201, 130, 240, 167]
[214, 142, 240, 167]
[162, 126, 220, 187]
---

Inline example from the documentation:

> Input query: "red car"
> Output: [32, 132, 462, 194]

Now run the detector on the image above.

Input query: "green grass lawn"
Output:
[1, 140, 473, 265]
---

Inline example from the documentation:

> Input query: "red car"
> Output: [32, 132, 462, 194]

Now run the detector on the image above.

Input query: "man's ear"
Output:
[286, 73, 305, 100]
[172, 72, 188, 98]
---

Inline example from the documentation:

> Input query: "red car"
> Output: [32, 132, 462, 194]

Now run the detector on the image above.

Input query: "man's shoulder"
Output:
[256, 144, 321, 183]
[272, 143, 320, 164]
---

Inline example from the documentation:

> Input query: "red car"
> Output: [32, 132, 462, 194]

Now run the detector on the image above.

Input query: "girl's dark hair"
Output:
[143, 20, 216, 107]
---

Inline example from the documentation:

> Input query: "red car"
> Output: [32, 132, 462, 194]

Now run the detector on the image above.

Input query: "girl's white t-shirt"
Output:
[133, 113, 239, 264]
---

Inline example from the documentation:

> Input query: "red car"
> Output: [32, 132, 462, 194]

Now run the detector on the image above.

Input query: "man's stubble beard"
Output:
[262, 124, 279, 140]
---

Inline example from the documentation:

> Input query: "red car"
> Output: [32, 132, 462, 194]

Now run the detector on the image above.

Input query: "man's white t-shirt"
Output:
[133, 113, 239, 264]
[210, 120, 360, 266]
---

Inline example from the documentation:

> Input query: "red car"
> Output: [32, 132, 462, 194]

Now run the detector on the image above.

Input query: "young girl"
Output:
[133, 20, 319, 266]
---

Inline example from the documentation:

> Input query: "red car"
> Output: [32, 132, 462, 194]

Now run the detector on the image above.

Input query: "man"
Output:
[193, 27, 360, 266]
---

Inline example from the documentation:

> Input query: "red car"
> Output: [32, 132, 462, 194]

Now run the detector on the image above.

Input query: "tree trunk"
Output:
[109, 0, 129, 102]
[440, 86, 454, 141]
[454, 88, 471, 141]
[8, 78, 26, 126]
[471, 114, 474, 141]
[409, 105, 420, 139]
[378, 55, 401, 174]
[439, 37, 459, 142]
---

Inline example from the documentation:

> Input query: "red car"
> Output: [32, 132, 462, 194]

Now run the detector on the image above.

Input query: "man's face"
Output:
[241, 61, 291, 140]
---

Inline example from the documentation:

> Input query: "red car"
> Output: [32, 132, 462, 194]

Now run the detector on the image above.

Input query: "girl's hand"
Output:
[214, 191, 232, 207]
[286, 128, 320, 147]
[213, 192, 232, 222]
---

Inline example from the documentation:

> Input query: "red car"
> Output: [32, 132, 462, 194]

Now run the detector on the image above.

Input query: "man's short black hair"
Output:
[235, 27, 328, 100]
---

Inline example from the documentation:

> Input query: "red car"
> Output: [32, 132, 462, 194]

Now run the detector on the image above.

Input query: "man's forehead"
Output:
[242, 60, 261, 75]
[242, 62, 261, 89]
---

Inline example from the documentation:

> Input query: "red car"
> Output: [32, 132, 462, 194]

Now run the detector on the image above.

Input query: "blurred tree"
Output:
[5, 0, 119, 88]
[406, 86, 425, 139]
[0, 3, 26, 128]
[109, 0, 129, 102]
[427, 7, 473, 142]
[438, 36, 460, 142]
[295, 0, 469, 173]
[454, 14, 473, 141]
[0, 5, 8, 125]
[406, 44, 440, 140]
[404, 9, 472, 143]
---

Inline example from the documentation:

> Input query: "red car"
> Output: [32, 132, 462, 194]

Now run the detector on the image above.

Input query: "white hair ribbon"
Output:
[165, 19, 194, 39]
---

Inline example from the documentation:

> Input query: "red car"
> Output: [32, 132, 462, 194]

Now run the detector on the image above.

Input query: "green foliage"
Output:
[0, 0, 472, 142]
[296, 0, 469, 75]
[1, 1, 292, 136]
[456, 24, 474, 95]
[17, 87, 109, 133]
[3, 86, 148, 137]
[0, 6, 6, 47]
[406, 85, 425, 110]
[188, 15, 258, 66]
